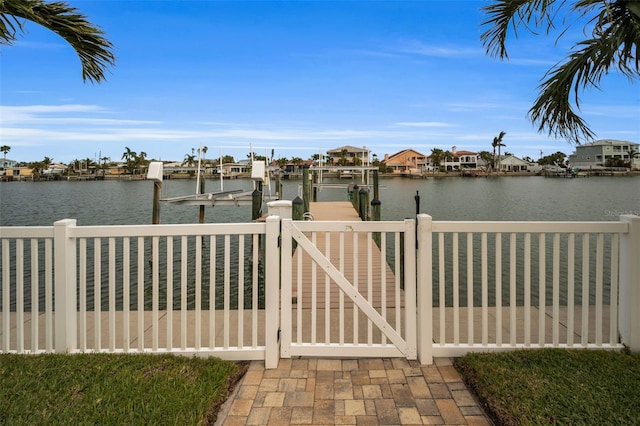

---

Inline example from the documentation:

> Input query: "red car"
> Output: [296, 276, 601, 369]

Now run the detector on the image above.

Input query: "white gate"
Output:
[279, 218, 417, 359]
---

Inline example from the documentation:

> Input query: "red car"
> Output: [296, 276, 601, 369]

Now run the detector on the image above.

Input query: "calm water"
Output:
[1, 175, 638, 226]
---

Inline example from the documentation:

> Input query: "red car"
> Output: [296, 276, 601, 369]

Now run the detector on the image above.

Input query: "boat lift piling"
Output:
[147, 162, 164, 224]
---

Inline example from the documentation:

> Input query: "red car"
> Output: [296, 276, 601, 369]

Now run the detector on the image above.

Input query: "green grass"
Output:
[0, 353, 247, 425]
[455, 349, 640, 425]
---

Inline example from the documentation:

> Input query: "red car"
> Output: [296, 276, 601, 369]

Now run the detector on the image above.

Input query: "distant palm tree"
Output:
[183, 154, 196, 167]
[338, 149, 349, 166]
[492, 131, 506, 173]
[100, 156, 110, 169]
[430, 148, 444, 172]
[121, 147, 137, 174]
[42, 156, 52, 170]
[628, 147, 640, 170]
[443, 150, 454, 171]
[1, 0, 115, 83]
[1, 145, 10, 167]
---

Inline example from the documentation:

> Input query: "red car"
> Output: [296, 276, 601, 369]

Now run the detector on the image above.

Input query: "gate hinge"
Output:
[277, 327, 281, 343]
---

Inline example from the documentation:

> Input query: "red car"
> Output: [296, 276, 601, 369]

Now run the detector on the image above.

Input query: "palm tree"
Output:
[338, 149, 349, 166]
[100, 156, 111, 169]
[1, 0, 115, 83]
[430, 148, 444, 172]
[478, 150, 494, 172]
[183, 154, 196, 167]
[628, 147, 640, 170]
[137, 151, 148, 174]
[443, 150, 454, 171]
[492, 131, 506, 173]
[481, 0, 640, 144]
[1, 145, 10, 167]
[121, 147, 137, 174]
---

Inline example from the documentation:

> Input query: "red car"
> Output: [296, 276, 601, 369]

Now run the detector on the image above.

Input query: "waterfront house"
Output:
[326, 145, 371, 166]
[0, 157, 17, 172]
[382, 149, 428, 174]
[221, 162, 249, 176]
[42, 163, 67, 176]
[499, 155, 532, 172]
[443, 146, 479, 171]
[3, 166, 34, 180]
[568, 139, 640, 170]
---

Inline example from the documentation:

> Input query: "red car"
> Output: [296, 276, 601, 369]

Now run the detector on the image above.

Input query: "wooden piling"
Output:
[352, 184, 359, 212]
[292, 196, 304, 220]
[199, 174, 205, 223]
[252, 189, 262, 221]
[152, 181, 161, 224]
[302, 167, 310, 214]
[359, 187, 369, 221]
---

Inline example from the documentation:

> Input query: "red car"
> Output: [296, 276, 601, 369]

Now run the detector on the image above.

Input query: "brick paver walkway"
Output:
[215, 358, 491, 425]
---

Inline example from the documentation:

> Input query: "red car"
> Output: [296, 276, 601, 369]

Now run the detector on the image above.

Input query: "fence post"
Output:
[619, 215, 640, 352]
[264, 215, 281, 368]
[416, 214, 433, 364]
[404, 219, 417, 360]
[54, 219, 77, 353]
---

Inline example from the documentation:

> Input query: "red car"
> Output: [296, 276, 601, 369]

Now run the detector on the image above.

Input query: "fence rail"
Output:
[1, 214, 639, 368]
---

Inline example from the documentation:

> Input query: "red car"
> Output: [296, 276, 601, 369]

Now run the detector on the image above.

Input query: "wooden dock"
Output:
[292, 201, 402, 310]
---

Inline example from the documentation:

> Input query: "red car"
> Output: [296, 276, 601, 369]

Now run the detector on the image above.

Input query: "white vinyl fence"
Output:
[1, 215, 639, 367]
[416, 215, 639, 364]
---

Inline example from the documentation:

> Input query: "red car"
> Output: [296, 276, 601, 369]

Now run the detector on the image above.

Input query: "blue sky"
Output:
[1, 0, 639, 164]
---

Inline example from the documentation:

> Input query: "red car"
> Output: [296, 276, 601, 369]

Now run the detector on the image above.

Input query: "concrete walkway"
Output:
[215, 357, 491, 425]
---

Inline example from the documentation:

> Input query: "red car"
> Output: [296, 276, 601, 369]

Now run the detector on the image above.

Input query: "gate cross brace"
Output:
[290, 225, 408, 354]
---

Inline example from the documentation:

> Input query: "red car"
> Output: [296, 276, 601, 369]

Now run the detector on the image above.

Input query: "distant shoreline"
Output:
[1, 170, 639, 182]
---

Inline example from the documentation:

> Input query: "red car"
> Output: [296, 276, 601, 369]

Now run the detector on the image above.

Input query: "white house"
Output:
[442, 146, 479, 171]
[499, 155, 532, 172]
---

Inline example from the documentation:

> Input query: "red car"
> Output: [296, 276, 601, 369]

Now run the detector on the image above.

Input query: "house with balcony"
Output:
[326, 146, 370, 166]
[381, 149, 428, 174]
[0, 158, 17, 172]
[568, 139, 639, 170]
[443, 146, 479, 171]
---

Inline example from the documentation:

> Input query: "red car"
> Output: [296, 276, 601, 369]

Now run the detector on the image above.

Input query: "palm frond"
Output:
[529, 1, 640, 143]
[481, 0, 564, 59]
[0, 0, 115, 83]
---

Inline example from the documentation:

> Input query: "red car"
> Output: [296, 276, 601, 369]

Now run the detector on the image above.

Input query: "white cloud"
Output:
[392, 40, 482, 58]
[394, 122, 457, 128]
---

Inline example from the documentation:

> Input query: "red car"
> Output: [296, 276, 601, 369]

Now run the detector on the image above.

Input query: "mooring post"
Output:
[371, 198, 381, 247]
[152, 181, 161, 224]
[371, 198, 381, 221]
[373, 170, 379, 201]
[147, 161, 163, 224]
[199, 173, 206, 224]
[352, 184, 359, 212]
[252, 188, 262, 221]
[302, 166, 310, 214]
[359, 187, 369, 221]
[312, 170, 318, 202]
[275, 172, 281, 200]
[292, 196, 304, 220]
